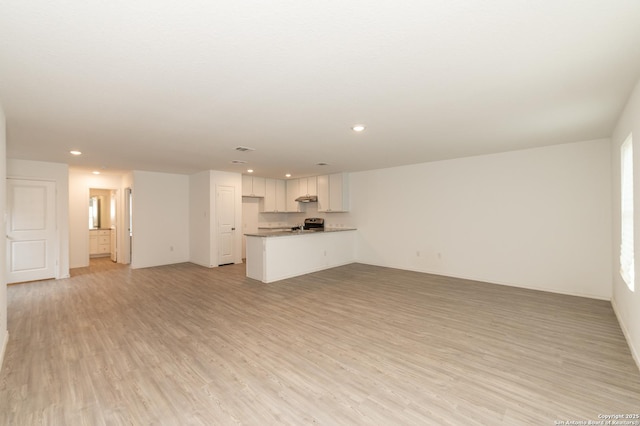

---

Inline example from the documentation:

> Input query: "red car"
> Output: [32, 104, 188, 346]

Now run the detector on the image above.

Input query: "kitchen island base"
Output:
[245, 230, 356, 283]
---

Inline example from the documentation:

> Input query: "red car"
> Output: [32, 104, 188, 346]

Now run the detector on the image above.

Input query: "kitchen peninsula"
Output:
[244, 228, 356, 283]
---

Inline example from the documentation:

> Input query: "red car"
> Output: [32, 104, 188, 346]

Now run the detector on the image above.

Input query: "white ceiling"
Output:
[1, 1, 640, 178]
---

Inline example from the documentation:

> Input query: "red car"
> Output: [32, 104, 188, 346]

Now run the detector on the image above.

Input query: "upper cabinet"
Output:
[317, 173, 349, 212]
[286, 179, 304, 213]
[242, 175, 266, 197]
[298, 176, 317, 197]
[247, 173, 346, 212]
[262, 178, 286, 212]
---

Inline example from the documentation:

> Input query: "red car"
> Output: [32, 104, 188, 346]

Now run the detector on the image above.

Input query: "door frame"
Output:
[7, 161, 71, 279]
[123, 187, 132, 264]
[88, 187, 120, 263]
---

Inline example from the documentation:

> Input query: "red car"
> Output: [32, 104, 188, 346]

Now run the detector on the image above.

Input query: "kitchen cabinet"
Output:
[90, 229, 111, 256]
[242, 175, 266, 197]
[317, 173, 349, 212]
[286, 179, 304, 213]
[298, 176, 317, 197]
[262, 179, 286, 212]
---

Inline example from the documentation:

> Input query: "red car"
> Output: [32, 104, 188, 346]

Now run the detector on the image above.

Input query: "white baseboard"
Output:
[0, 330, 8, 372]
[355, 261, 611, 300]
[611, 299, 640, 373]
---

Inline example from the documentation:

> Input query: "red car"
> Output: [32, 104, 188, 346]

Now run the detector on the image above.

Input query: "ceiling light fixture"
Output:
[70, 150, 82, 155]
[352, 124, 366, 132]
[247, 169, 254, 173]
[285, 174, 291, 178]
[92, 171, 100, 175]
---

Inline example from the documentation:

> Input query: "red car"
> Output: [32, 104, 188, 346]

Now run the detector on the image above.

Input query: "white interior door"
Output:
[6, 179, 56, 283]
[217, 185, 235, 266]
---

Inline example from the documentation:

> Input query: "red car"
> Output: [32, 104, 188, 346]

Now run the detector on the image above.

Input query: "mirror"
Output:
[89, 196, 101, 229]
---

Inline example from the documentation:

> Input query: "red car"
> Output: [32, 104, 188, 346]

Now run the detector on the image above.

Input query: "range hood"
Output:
[295, 195, 318, 203]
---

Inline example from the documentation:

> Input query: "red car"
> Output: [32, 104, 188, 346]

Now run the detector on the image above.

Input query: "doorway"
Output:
[89, 188, 117, 263]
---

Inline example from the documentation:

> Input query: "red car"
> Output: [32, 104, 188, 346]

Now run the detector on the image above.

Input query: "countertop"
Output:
[245, 228, 357, 238]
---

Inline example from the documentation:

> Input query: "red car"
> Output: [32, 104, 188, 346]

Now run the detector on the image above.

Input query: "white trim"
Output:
[355, 261, 611, 301]
[0, 331, 8, 372]
[620, 133, 635, 291]
[611, 298, 640, 373]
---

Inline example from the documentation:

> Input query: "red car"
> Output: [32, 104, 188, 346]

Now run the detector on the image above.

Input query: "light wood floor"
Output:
[1, 259, 639, 425]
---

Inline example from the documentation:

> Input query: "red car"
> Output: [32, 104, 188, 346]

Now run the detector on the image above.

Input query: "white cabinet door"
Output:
[252, 177, 266, 197]
[317, 173, 349, 212]
[298, 176, 317, 197]
[275, 179, 286, 212]
[306, 176, 317, 196]
[286, 179, 301, 212]
[89, 231, 99, 254]
[317, 175, 330, 212]
[298, 178, 308, 197]
[242, 176, 266, 197]
[242, 175, 253, 197]
[263, 179, 276, 211]
[263, 179, 286, 212]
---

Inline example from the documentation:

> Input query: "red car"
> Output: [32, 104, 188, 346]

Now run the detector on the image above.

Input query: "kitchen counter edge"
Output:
[245, 228, 357, 238]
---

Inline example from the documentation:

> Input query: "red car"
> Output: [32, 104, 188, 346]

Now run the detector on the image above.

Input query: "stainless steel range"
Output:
[303, 217, 324, 231]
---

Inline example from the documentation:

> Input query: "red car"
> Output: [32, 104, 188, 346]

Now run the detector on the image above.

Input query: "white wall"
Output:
[7, 159, 70, 279]
[0, 103, 7, 370]
[189, 171, 212, 267]
[69, 170, 125, 268]
[611, 78, 640, 369]
[351, 139, 612, 299]
[131, 171, 190, 269]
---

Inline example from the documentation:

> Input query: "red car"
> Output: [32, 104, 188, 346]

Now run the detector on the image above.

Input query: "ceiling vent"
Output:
[316, 162, 329, 166]
[231, 160, 247, 164]
[235, 146, 255, 152]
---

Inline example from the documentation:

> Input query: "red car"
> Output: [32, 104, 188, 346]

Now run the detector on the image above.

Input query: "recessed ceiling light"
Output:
[92, 171, 100, 175]
[70, 150, 82, 156]
[352, 124, 366, 132]
[285, 174, 291, 178]
[247, 169, 254, 173]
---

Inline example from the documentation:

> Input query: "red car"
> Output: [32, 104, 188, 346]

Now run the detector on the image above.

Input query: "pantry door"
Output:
[217, 185, 235, 266]
[6, 179, 57, 283]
